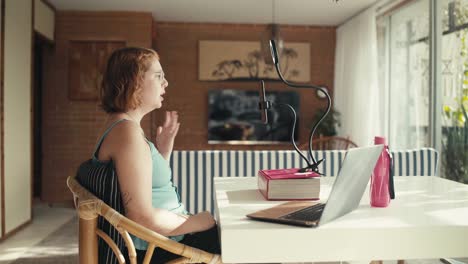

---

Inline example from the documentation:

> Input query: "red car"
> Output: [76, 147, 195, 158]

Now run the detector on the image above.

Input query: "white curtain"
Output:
[334, 6, 383, 147]
[386, 0, 430, 149]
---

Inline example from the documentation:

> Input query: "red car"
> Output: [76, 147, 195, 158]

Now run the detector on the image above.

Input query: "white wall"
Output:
[34, 0, 54, 41]
[3, 0, 32, 233]
[0, 0, 3, 235]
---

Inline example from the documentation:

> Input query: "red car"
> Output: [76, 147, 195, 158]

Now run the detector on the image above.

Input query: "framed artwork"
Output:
[199, 40, 310, 82]
[68, 40, 125, 100]
[208, 89, 300, 144]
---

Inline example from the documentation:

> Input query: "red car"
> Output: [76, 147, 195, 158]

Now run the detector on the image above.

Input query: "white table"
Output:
[214, 176, 468, 263]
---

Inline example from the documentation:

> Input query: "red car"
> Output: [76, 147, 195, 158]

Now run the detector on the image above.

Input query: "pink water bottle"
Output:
[370, 136, 391, 207]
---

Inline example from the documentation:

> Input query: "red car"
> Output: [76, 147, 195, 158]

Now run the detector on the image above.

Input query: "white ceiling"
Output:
[47, 0, 381, 26]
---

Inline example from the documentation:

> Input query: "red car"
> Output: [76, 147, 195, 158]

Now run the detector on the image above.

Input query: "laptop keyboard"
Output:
[280, 203, 326, 222]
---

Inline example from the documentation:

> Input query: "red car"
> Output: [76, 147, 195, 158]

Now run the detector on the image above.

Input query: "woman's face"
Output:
[139, 57, 168, 111]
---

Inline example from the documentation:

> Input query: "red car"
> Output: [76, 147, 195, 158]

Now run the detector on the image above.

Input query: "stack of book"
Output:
[257, 168, 320, 200]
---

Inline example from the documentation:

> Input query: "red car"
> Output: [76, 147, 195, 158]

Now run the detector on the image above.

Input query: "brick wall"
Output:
[152, 22, 336, 150]
[41, 15, 335, 203]
[41, 11, 153, 202]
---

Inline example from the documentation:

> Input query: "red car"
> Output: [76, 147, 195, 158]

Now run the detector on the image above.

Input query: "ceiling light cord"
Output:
[272, 0, 275, 24]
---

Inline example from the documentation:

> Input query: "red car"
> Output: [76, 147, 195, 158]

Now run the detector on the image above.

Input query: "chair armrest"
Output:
[67, 176, 222, 264]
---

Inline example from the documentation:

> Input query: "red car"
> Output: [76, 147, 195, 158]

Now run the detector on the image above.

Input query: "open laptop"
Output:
[246, 145, 384, 227]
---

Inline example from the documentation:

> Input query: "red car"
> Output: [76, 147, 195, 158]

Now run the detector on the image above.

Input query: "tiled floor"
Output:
[0, 203, 76, 264]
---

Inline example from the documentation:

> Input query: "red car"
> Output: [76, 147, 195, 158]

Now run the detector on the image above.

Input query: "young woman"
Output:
[95, 47, 220, 263]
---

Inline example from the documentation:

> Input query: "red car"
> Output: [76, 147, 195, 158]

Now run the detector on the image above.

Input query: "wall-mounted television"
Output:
[208, 89, 300, 144]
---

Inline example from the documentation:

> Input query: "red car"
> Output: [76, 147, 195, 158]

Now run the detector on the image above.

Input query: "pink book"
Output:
[257, 168, 320, 200]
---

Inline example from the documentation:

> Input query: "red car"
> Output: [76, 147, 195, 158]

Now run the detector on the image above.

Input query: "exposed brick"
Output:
[153, 22, 336, 151]
[42, 15, 336, 203]
[42, 11, 153, 203]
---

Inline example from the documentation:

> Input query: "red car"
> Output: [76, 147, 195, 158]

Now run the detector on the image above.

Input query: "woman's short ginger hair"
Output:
[100, 47, 159, 113]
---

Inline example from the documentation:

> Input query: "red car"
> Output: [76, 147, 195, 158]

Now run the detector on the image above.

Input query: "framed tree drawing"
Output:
[199, 40, 310, 82]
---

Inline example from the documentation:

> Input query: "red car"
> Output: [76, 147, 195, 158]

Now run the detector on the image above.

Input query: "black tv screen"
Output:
[208, 89, 300, 144]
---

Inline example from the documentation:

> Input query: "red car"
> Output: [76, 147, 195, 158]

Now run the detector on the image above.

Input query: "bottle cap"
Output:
[374, 136, 386, 145]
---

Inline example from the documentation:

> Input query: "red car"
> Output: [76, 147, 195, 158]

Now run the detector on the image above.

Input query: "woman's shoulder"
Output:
[107, 119, 145, 145]
[99, 119, 148, 160]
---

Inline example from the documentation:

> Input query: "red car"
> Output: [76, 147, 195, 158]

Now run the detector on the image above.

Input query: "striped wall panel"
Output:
[391, 148, 438, 176]
[170, 148, 438, 214]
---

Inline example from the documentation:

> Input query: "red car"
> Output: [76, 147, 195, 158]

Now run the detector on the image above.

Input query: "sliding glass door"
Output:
[379, 0, 431, 150]
[378, 0, 467, 183]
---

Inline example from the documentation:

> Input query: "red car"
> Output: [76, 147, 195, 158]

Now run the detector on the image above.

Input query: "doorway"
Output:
[32, 33, 51, 200]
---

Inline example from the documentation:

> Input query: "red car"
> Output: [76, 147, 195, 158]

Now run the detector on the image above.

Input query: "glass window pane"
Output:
[388, 0, 431, 149]
[441, 0, 468, 183]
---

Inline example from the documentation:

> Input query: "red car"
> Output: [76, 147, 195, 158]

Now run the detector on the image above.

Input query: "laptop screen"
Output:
[318, 145, 384, 225]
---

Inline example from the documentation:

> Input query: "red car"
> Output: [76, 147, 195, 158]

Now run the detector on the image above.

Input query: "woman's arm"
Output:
[110, 122, 214, 236]
[153, 209, 215, 236]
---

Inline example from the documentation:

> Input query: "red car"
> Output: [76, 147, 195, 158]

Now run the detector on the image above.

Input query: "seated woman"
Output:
[94, 47, 220, 263]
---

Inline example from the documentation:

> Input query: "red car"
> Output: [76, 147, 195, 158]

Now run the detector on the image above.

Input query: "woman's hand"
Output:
[168, 211, 216, 236]
[189, 211, 216, 230]
[155, 111, 180, 160]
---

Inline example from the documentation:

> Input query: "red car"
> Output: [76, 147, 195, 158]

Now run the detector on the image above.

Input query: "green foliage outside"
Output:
[442, 93, 468, 184]
[442, 28, 468, 184]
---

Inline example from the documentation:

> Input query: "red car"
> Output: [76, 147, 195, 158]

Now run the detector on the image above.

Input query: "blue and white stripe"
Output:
[391, 148, 438, 176]
[76, 160, 125, 264]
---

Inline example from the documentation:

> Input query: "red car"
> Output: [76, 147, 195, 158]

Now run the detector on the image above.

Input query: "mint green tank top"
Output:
[93, 119, 186, 250]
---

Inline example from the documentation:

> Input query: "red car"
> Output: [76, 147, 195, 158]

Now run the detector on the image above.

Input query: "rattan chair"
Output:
[300, 136, 358, 150]
[67, 176, 222, 264]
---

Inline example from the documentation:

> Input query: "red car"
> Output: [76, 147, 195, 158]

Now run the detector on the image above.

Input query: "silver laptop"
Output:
[247, 145, 384, 227]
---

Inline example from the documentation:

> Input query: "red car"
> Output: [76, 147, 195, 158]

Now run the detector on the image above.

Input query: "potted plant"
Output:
[311, 108, 341, 137]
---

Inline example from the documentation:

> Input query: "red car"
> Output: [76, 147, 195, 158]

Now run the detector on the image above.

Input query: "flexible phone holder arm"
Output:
[259, 80, 310, 166]
[269, 39, 332, 174]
